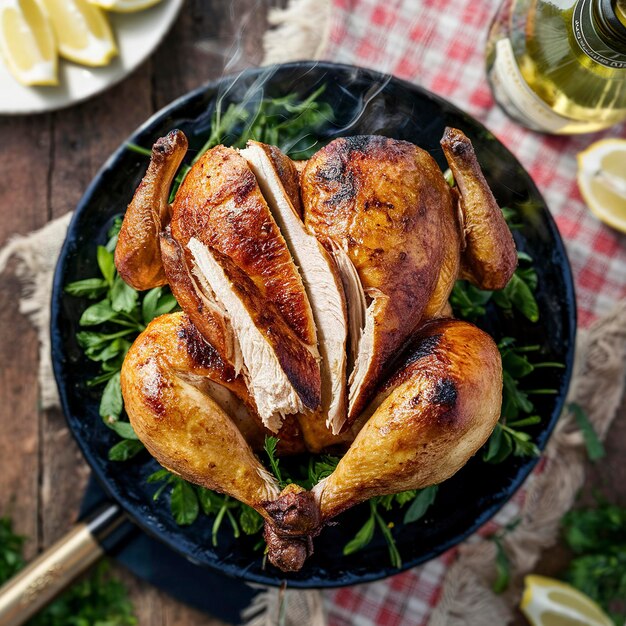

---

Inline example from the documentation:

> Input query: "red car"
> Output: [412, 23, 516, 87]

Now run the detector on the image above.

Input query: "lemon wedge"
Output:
[0, 0, 57, 86]
[577, 138, 626, 234]
[87, 0, 162, 12]
[40, 0, 117, 66]
[520, 575, 613, 626]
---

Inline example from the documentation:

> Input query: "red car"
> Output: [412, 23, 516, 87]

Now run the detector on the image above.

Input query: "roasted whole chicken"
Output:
[115, 126, 517, 572]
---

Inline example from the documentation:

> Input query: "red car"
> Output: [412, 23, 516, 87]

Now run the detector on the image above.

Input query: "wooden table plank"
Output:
[0, 115, 52, 559]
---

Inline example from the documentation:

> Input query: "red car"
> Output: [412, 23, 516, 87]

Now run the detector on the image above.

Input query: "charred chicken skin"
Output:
[116, 128, 517, 572]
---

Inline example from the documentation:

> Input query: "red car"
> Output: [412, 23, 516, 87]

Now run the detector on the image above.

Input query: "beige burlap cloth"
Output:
[1, 8, 625, 621]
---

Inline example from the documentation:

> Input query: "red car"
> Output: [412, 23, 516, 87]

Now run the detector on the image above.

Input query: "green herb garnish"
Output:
[561, 501, 626, 623]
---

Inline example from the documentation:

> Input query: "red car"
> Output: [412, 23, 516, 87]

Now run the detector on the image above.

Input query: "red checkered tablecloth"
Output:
[312, 1, 626, 623]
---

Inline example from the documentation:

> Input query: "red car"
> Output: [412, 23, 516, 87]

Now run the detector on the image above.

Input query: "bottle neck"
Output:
[572, 0, 626, 68]
[593, 0, 626, 53]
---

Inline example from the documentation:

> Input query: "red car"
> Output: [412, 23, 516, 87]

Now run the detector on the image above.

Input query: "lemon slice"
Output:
[577, 138, 626, 234]
[40, 0, 117, 66]
[87, 0, 162, 12]
[0, 0, 57, 86]
[520, 575, 613, 626]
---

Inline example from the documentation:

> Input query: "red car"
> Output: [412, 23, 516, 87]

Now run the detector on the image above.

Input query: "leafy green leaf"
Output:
[110, 276, 139, 314]
[343, 515, 375, 555]
[240, 505, 264, 535]
[569, 402, 606, 461]
[492, 538, 511, 593]
[197, 487, 225, 516]
[264, 436, 285, 487]
[492, 273, 539, 322]
[0, 517, 25, 584]
[99, 372, 122, 422]
[403, 485, 438, 524]
[79, 300, 118, 326]
[450, 281, 492, 321]
[561, 501, 626, 623]
[153, 292, 178, 318]
[108, 439, 144, 461]
[97, 246, 115, 286]
[64, 278, 108, 299]
[141, 287, 162, 325]
[170, 480, 199, 526]
[107, 422, 138, 440]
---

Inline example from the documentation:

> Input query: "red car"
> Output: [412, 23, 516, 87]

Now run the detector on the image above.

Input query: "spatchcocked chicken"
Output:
[115, 127, 517, 572]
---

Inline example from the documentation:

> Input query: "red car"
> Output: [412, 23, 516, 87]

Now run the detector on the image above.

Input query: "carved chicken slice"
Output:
[441, 127, 517, 290]
[301, 136, 448, 423]
[121, 312, 280, 511]
[170, 145, 321, 428]
[240, 141, 349, 435]
[159, 227, 242, 371]
[115, 130, 188, 290]
[312, 319, 502, 521]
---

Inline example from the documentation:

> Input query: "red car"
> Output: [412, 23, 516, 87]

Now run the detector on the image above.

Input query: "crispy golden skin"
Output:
[301, 135, 447, 422]
[422, 187, 463, 319]
[313, 319, 502, 521]
[256, 142, 304, 219]
[441, 127, 517, 290]
[121, 312, 280, 513]
[115, 130, 188, 290]
[171, 145, 317, 348]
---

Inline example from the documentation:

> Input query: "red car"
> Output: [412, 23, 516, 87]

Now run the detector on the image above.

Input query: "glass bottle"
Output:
[486, 0, 626, 134]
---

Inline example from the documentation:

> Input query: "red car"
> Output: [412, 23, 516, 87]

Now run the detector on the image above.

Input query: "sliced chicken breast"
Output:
[160, 227, 242, 372]
[170, 145, 321, 426]
[188, 238, 319, 431]
[302, 135, 447, 423]
[240, 141, 349, 434]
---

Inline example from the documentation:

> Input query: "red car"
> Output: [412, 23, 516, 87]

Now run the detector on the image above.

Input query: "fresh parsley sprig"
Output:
[146, 469, 264, 545]
[561, 501, 626, 623]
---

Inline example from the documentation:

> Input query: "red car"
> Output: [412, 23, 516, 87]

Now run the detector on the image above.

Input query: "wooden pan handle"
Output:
[0, 504, 125, 626]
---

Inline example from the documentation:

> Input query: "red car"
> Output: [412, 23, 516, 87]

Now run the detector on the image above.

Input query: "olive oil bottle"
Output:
[486, 0, 626, 133]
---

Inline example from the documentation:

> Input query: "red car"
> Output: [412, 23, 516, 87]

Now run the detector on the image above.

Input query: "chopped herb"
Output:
[561, 501, 626, 623]
[264, 436, 285, 488]
[569, 402, 606, 461]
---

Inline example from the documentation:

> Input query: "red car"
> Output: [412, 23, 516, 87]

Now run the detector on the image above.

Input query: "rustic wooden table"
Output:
[0, 1, 624, 624]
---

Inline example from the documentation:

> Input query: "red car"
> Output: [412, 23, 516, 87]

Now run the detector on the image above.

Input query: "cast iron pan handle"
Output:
[0, 504, 126, 626]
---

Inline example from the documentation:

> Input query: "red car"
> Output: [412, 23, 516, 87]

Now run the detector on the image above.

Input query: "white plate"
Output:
[0, 0, 183, 115]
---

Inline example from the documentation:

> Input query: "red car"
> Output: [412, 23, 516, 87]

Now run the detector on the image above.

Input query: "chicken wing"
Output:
[115, 130, 188, 290]
[441, 127, 517, 290]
